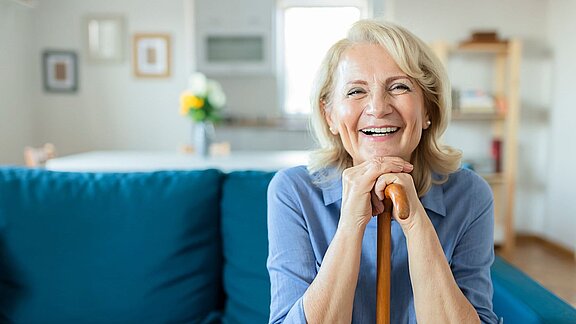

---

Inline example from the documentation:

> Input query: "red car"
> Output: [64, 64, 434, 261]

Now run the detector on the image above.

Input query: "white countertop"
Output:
[46, 150, 310, 172]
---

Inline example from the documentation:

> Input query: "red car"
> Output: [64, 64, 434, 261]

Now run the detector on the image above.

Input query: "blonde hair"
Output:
[308, 19, 461, 196]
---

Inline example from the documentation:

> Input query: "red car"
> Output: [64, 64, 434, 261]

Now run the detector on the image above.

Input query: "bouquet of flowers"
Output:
[180, 72, 226, 122]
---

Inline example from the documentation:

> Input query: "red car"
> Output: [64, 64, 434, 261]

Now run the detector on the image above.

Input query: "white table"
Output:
[46, 150, 310, 172]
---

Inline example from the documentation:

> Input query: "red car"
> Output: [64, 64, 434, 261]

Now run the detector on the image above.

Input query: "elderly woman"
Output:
[267, 19, 498, 324]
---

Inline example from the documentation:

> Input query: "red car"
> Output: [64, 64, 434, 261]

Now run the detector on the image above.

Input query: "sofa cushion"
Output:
[220, 171, 276, 324]
[491, 256, 576, 323]
[0, 168, 223, 323]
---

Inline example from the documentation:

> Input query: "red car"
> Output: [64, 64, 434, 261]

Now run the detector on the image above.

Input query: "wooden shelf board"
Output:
[452, 111, 505, 121]
[456, 42, 509, 54]
[481, 173, 505, 184]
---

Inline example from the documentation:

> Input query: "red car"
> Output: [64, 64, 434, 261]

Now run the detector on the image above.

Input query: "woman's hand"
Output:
[339, 157, 413, 232]
[373, 172, 426, 234]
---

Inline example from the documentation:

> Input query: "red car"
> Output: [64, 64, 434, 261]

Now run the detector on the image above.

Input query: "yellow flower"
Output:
[180, 92, 205, 116]
[190, 96, 205, 109]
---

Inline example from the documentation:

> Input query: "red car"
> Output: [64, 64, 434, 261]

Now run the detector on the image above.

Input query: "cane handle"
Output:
[384, 183, 410, 220]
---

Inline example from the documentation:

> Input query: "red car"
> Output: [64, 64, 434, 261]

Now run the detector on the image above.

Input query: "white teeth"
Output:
[361, 127, 399, 135]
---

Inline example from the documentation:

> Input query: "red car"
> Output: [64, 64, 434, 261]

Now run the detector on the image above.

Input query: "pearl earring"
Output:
[426, 120, 432, 126]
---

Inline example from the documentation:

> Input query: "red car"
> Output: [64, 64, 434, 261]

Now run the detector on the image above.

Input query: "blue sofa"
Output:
[0, 167, 574, 323]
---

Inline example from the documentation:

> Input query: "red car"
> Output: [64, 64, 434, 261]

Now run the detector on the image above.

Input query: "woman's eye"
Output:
[347, 88, 366, 97]
[389, 83, 411, 95]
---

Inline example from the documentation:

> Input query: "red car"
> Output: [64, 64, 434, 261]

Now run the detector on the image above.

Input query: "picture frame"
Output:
[132, 33, 171, 78]
[84, 14, 126, 62]
[42, 50, 78, 93]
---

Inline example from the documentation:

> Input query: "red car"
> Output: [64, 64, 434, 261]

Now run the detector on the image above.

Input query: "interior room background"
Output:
[0, 0, 574, 255]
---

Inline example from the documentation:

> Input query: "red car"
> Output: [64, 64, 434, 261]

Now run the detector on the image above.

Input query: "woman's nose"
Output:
[365, 92, 393, 117]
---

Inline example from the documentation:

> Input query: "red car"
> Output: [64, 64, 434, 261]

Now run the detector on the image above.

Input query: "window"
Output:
[278, 0, 368, 115]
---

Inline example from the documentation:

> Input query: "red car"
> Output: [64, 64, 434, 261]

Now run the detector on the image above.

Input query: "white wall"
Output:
[546, 0, 576, 251]
[16, 0, 314, 156]
[29, 0, 192, 156]
[0, 1, 35, 164]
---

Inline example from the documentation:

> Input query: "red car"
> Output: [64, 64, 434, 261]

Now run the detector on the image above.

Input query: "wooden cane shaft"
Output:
[377, 184, 410, 324]
[376, 198, 392, 324]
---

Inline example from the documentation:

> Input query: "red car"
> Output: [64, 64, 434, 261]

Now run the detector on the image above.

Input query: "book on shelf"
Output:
[452, 89, 497, 114]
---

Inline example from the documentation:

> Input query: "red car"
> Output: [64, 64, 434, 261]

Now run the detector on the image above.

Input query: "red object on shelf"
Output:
[492, 138, 502, 173]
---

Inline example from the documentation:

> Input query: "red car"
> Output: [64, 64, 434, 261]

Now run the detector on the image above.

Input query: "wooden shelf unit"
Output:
[432, 40, 522, 255]
[451, 111, 506, 121]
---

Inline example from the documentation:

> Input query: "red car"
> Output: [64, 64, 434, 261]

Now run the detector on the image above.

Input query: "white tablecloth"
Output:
[46, 150, 310, 172]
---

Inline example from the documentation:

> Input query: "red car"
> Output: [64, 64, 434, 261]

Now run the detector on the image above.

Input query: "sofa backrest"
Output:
[0, 168, 224, 323]
[220, 171, 276, 324]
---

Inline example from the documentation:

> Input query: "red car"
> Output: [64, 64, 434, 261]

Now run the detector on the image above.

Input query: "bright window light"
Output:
[280, 5, 363, 115]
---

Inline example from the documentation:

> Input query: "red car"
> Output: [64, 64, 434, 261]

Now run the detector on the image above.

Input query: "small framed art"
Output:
[132, 33, 171, 78]
[84, 14, 126, 62]
[42, 50, 78, 93]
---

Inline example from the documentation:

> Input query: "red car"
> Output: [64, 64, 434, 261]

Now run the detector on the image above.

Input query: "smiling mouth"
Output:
[360, 127, 399, 136]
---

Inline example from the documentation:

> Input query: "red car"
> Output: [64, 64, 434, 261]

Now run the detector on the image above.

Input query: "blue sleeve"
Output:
[266, 170, 316, 324]
[450, 176, 499, 324]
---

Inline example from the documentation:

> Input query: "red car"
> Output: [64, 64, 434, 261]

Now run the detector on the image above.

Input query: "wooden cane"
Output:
[377, 184, 410, 324]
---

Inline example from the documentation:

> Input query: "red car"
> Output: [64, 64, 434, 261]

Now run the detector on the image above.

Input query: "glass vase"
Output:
[194, 121, 214, 158]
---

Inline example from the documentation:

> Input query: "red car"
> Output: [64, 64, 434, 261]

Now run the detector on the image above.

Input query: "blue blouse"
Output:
[267, 166, 499, 324]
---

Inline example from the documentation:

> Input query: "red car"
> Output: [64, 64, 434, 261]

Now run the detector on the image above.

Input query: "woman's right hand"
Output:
[338, 157, 413, 232]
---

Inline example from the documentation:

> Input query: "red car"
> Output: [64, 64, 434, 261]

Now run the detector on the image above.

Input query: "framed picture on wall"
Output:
[132, 33, 171, 78]
[42, 50, 78, 93]
[84, 14, 126, 63]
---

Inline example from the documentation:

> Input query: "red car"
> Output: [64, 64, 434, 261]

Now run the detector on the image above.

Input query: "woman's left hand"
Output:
[373, 172, 426, 234]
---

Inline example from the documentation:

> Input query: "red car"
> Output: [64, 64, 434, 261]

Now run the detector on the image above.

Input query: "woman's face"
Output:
[324, 43, 429, 165]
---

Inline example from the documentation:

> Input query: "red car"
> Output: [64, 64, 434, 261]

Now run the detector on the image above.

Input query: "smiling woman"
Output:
[308, 23, 461, 196]
[323, 44, 429, 165]
[267, 19, 499, 324]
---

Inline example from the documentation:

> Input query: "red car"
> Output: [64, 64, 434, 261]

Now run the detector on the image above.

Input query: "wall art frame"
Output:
[42, 50, 78, 93]
[84, 14, 126, 63]
[132, 33, 171, 78]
